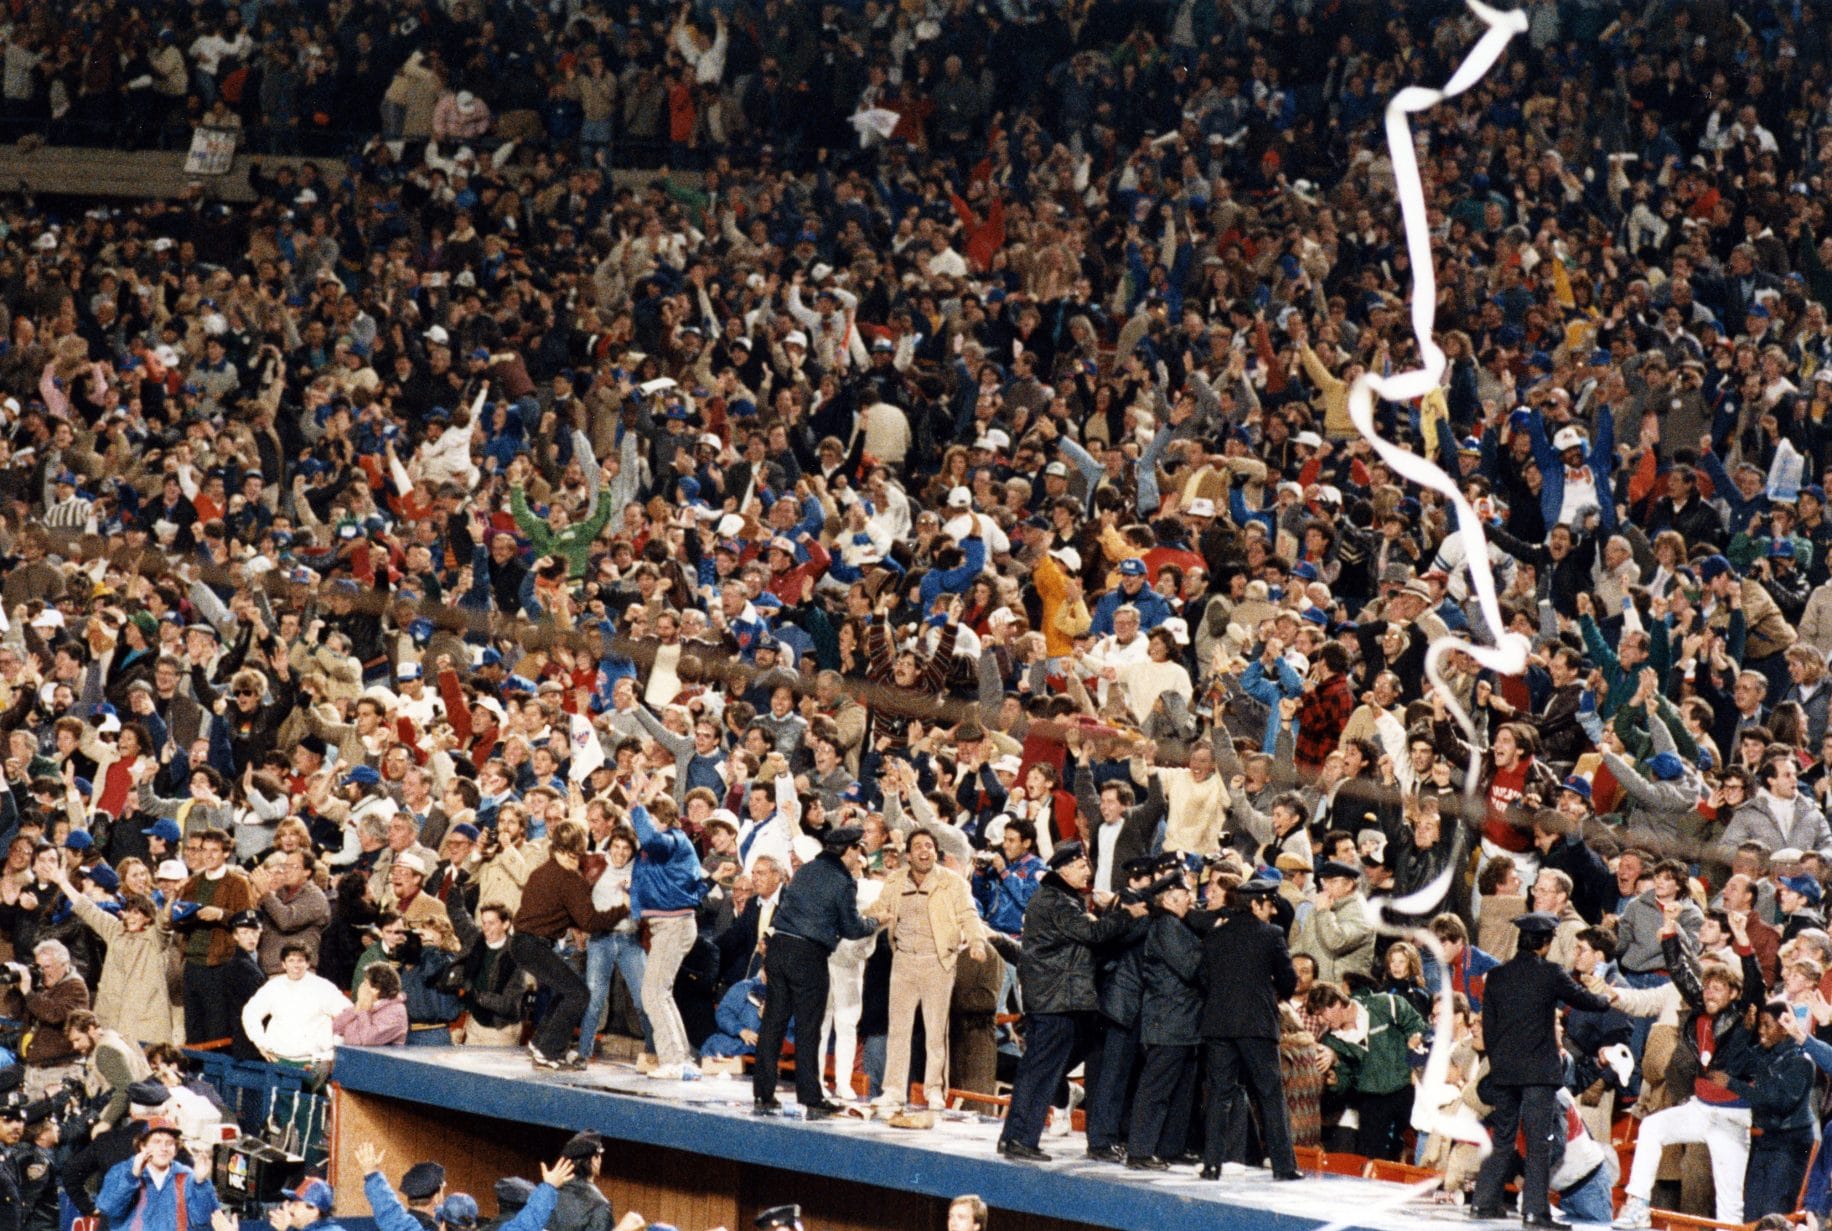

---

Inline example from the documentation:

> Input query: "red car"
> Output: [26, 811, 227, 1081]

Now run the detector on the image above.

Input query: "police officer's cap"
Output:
[821, 826, 865, 853]
[1120, 856, 1157, 879]
[494, 1178, 536, 1213]
[400, 1162, 447, 1199]
[1317, 860, 1361, 882]
[1047, 841, 1087, 870]
[127, 1080, 169, 1111]
[1512, 911, 1560, 938]
[755, 1206, 802, 1231]
[1236, 877, 1281, 898]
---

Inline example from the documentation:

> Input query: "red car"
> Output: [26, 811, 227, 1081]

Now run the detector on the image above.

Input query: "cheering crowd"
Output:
[4, 0, 1832, 1228]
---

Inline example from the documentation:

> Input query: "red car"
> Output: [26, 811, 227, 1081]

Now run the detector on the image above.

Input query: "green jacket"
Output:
[509, 484, 615, 578]
[1323, 990, 1427, 1096]
[1580, 612, 1671, 720]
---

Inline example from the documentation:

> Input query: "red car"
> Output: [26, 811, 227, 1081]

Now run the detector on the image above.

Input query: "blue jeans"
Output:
[1745, 1128, 1813, 1222]
[1559, 1156, 1618, 1224]
[862, 1033, 887, 1099]
[407, 1026, 451, 1047]
[582, 930, 653, 1059]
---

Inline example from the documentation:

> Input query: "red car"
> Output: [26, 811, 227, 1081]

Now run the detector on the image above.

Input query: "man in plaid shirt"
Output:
[1294, 643, 1357, 775]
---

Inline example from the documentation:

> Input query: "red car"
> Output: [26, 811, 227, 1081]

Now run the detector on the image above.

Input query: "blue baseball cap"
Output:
[1646, 752, 1687, 782]
[141, 818, 182, 842]
[1118, 558, 1147, 577]
[478, 648, 503, 667]
[1782, 875, 1823, 906]
[1698, 554, 1734, 582]
[1558, 776, 1591, 801]
[292, 1180, 334, 1215]
[1770, 539, 1796, 558]
[1291, 561, 1319, 582]
[437, 1195, 479, 1227]
[341, 765, 381, 788]
[63, 830, 93, 851]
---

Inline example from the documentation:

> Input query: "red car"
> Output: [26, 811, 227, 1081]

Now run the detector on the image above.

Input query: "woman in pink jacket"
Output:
[335, 963, 408, 1046]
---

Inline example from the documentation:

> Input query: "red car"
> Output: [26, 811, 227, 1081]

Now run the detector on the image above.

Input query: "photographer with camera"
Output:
[65, 1010, 152, 1138]
[18, 939, 90, 1100]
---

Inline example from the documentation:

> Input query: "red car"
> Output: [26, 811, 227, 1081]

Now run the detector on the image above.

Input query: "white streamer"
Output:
[1307, 4, 1529, 1224]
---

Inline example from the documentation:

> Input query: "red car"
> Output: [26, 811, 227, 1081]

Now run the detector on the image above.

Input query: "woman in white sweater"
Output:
[240, 943, 354, 1063]
[1117, 628, 1194, 727]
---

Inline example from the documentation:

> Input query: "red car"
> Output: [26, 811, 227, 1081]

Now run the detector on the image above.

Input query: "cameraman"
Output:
[20, 940, 90, 1099]
[66, 1011, 152, 1138]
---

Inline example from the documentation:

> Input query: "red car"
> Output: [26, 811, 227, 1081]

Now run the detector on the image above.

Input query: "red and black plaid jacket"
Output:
[1295, 673, 1356, 774]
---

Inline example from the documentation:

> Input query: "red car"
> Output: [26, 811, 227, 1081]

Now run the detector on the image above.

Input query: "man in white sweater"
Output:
[241, 943, 354, 1063]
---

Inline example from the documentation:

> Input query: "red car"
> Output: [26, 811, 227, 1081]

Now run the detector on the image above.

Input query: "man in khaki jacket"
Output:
[867, 827, 987, 1109]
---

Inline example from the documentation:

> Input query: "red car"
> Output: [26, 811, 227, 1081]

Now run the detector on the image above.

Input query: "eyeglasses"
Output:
[234, 688, 259, 698]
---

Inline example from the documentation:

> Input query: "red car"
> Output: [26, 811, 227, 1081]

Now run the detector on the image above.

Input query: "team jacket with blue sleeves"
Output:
[97, 1160, 220, 1231]
[629, 803, 706, 916]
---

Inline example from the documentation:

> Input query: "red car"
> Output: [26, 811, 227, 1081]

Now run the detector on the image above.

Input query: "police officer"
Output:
[753, 827, 881, 1119]
[1469, 912, 1612, 1228]
[1126, 871, 1204, 1170]
[396, 1162, 446, 1230]
[13, 1102, 56, 1231]
[1082, 857, 1158, 1163]
[1198, 877, 1300, 1182]
[0, 1089, 25, 1231]
[996, 841, 1149, 1162]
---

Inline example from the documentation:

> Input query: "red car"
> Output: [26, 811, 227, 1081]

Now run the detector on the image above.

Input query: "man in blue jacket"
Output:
[628, 772, 709, 1082]
[752, 826, 881, 1118]
[95, 1118, 220, 1231]
[1088, 558, 1172, 635]
[356, 1143, 571, 1231]
[1732, 1002, 1818, 1220]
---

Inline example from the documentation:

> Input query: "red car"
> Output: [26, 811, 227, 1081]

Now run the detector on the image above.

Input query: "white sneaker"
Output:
[646, 1061, 692, 1081]
[1220, 1162, 1249, 1176]
[1612, 1197, 1651, 1230]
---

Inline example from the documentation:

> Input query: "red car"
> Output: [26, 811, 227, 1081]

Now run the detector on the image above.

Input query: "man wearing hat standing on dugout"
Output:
[752, 826, 883, 1119]
[1468, 912, 1613, 1228]
[996, 841, 1148, 1162]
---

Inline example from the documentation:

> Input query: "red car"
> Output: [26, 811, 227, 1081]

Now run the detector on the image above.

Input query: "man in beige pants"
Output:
[869, 828, 987, 1110]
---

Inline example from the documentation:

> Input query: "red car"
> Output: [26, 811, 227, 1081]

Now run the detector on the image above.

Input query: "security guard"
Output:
[753, 827, 881, 1119]
[1082, 857, 1159, 1163]
[1469, 912, 1612, 1228]
[996, 841, 1149, 1162]
[1198, 877, 1300, 1182]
